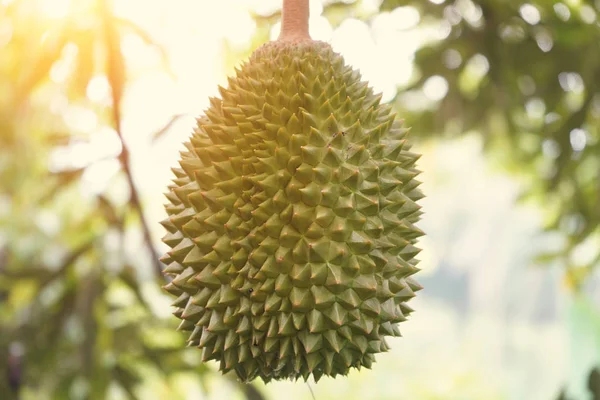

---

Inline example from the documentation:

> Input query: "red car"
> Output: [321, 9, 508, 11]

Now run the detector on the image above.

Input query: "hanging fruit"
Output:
[160, 0, 424, 383]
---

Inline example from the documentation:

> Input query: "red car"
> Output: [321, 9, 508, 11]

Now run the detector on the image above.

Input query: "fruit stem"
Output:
[278, 0, 311, 41]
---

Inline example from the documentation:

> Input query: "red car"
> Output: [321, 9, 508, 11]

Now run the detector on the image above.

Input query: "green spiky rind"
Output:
[161, 40, 423, 383]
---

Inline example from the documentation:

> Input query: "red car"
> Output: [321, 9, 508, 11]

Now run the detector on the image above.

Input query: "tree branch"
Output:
[99, 0, 163, 279]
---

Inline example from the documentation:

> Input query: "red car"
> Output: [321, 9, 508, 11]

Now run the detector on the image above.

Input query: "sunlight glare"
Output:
[80, 159, 121, 196]
[35, 209, 61, 236]
[519, 3, 541, 25]
[48, 142, 92, 171]
[309, 0, 323, 17]
[423, 75, 449, 101]
[579, 4, 597, 23]
[0, 20, 13, 49]
[553, 3, 571, 20]
[310, 16, 333, 41]
[48, 126, 120, 176]
[49, 61, 69, 84]
[359, 0, 384, 14]
[38, 0, 72, 19]
[86, 76, 110, 104]
[49, 42, 78, 84]
[269, 21, 281, 41]
[390, 6, 421, 30]
[443, 49, 462, 69]
[332, 18, 410, 102]
[224, 9, 256, 48]
[63, 105, 98, 134]
[569, 128, 587, 152]
[252, 0, 280, 16]
[49, 92, 68, 115]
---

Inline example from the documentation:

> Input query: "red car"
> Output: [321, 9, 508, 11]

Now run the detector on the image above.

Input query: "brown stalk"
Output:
[278, 0, 311, 42]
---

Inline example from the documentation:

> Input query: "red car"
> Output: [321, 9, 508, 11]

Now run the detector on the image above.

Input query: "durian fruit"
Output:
[160, 0, 423, 383]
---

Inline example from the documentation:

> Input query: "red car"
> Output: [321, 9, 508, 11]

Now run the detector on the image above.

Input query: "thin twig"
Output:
[151, 113, 188, 142]
[119, 146, 163, 279]
[99, 0, 163, 279]
[307, 382, 316, 400]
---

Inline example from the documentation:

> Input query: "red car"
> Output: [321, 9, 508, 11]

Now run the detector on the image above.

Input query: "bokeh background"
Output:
[1, 0, 600, 399]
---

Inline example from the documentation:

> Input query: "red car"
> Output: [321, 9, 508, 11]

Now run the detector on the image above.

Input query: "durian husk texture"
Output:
[161, 40, 424, 383]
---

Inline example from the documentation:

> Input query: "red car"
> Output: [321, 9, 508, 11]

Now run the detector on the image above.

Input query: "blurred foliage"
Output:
[557, 367, 600, 400]
[401, 0, 600, 289]
[0, 0, 263, 398]
[1, 0, 600, 398]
